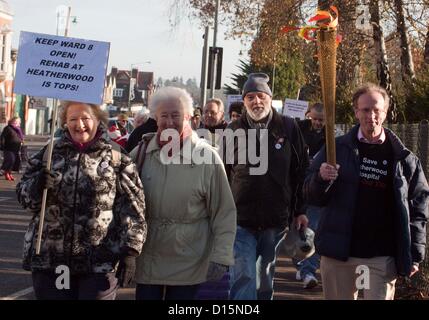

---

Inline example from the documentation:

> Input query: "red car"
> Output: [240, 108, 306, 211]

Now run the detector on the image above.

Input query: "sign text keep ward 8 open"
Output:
[14, 31, 110, 105]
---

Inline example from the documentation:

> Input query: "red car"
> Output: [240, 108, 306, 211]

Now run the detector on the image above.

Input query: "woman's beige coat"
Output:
[131, 131, 236, 285]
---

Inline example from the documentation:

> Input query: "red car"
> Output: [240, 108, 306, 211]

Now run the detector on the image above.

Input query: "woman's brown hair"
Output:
[59, 101, 108, 128]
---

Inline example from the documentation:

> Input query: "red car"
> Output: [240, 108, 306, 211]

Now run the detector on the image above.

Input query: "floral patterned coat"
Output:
[17, 129, 147, 274]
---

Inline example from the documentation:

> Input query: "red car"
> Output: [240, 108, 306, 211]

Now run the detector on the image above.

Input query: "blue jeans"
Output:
[229, 226, 285, 300]
[296, 206, 321, 278]
[135, 284, 200, 300]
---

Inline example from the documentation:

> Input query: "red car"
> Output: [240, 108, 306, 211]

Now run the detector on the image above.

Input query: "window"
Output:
[113, 88, 124, 97]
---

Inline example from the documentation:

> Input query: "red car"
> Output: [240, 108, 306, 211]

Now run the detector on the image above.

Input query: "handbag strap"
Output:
[135, 138, 150, 173]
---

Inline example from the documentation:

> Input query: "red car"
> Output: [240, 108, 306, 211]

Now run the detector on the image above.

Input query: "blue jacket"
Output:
[303, 125, 429, 276]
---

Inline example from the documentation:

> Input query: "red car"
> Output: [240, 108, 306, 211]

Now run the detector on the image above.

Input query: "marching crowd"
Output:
[3, 72, 428, 300]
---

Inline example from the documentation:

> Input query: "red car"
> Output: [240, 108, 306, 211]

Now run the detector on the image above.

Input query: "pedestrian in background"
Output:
[203, 98, 228, 147]
[294, 102, 326, 289]
[228, 101, 244, 123]
[125, 117, 157, 153]
[191, 107, 203, 130]
[1, 116, 24, 181]
[133, 108, 150, 128]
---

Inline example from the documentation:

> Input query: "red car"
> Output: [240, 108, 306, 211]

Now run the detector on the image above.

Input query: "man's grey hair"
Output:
[149, 87, 194, 117]
[352, 83, 390, 111]
[134, 108, 150, 125]
[310, 102, 323, 113]
[204, 98, 224, 113]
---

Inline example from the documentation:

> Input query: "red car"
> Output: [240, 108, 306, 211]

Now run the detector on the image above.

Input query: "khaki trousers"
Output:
[320, 256, 397, 300]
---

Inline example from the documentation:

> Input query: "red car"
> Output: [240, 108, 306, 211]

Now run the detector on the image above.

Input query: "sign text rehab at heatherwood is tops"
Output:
[14, 31, 110, 105]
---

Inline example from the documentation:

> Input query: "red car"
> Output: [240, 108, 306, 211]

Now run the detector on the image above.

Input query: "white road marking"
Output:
[0, 220, 29, 227]
[0, 228, 26, 233]
[0, 287, 33, 300]
[0, 257, 22, 263]
[0, 197, 12, 202]
[0, 213, 31, 219]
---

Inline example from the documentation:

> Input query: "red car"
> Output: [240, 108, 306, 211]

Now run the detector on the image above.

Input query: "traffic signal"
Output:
[207, 47, 223, 89]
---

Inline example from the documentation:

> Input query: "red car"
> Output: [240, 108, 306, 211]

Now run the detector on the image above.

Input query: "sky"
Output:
[7, 0, 247, 86]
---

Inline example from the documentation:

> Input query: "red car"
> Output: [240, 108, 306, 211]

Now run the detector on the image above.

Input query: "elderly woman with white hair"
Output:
[125, 109, 158, 153]
[133, 108, 150, 128]
[130, 86, 236, 300]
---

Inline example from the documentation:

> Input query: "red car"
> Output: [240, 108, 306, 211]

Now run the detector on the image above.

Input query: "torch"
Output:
[317, 26, 337, 165]
[282, 6, 340, 166]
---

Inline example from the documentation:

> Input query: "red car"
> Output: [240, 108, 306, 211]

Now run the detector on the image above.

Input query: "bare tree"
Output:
[425, 24, 429, 64]
[369, 0, 397, 122]
[394, 0, 416, 81]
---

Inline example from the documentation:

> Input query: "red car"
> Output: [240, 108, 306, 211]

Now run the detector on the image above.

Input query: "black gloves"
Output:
[39, 168, 56, 190]
[206, 262, 228, 282]
[116, 247, 139, 287]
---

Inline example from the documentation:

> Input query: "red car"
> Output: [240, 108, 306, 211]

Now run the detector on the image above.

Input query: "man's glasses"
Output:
[204, 110, 219, 116]
[357, 107, 386, 116]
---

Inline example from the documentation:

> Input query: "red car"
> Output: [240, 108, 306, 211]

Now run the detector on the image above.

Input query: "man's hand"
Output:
[206, 262, 228, 282]
[410, 264, 419, 277]
[294, 214, 308, 230]
[319, 163, 340, 182]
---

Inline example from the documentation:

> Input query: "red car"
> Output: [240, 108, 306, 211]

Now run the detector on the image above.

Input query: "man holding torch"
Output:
[303, 84, 429, 299]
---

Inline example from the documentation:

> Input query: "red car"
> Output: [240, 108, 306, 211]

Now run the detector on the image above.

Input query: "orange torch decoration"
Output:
[282, 6, 340, 166]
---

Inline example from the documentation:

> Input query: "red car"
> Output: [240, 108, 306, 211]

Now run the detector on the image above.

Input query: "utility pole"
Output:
[10, 49, 17, 116]
[64, 6, 72, 37]
[200, 26, 210, 107]
[209, 0, 220, 98]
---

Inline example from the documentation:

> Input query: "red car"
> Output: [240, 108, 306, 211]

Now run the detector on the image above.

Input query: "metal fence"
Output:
[337, 122, 429, 178]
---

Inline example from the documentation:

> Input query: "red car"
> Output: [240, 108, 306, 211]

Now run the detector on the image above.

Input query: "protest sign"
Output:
[283, 98, 309, 120]
[14, 31, 110, 105]
[227, 94, 243, 106]
[272, 100, 283, 114]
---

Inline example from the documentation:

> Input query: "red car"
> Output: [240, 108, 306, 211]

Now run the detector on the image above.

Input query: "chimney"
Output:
[131, 68, 138, 79]
[111, 67, 118, 78]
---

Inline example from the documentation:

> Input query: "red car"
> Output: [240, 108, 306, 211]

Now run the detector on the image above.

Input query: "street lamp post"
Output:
[56, 5, 77, 37]
[10, 49, 17, 116]
[209, 0, 220, 98]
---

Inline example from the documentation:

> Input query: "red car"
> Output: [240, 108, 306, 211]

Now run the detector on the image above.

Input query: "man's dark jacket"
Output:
[223, 108, 309, 231]
[303, 125, 429, 276]
[297, 119, 325, 158]
[125, 117, 158, 153]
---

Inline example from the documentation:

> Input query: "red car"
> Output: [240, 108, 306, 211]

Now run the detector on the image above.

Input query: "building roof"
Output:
[110, 68, 154, 90]
[137, 72, 154, 90]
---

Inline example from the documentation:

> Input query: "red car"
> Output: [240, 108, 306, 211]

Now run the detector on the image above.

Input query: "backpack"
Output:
[134, 134, 155, 173]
